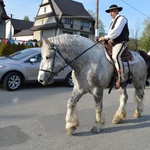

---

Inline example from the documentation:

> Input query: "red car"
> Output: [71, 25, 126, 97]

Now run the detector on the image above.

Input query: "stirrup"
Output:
[120, 80, 126, 88]
[115, 77, 126, 89]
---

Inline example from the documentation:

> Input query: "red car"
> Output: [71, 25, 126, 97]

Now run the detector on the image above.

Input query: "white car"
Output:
[0, 47, 73, 91]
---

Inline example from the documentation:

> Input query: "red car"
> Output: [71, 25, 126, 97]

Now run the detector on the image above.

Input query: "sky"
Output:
[4, 0, 150, 37]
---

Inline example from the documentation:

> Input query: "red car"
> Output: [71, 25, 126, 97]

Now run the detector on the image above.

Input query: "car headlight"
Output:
[0, 65, 6, 69]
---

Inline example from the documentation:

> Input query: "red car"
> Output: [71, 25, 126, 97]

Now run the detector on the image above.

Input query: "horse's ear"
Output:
[43, 39, 54, 47]
[43, 39, 51, 45]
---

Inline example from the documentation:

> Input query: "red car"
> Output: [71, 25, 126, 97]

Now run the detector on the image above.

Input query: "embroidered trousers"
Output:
[112, 42, 127, 81]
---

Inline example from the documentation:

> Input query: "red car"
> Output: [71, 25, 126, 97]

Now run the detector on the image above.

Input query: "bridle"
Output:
[39, 44, 69, 77]
[39, 41, 99, 77]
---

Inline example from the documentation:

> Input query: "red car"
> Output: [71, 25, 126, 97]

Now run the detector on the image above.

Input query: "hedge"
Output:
[0, 40, 40, 56]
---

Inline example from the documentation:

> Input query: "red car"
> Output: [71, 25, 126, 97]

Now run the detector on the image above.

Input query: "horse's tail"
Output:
[138, 50, 150, 80]
[138, 50, 150, 67]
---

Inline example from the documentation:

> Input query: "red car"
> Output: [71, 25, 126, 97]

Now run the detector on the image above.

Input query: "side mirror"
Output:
[30, 58, 37, 63]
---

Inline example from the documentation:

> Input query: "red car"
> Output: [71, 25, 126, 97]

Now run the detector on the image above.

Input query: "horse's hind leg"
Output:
[91, 88, 105, 133]
[65, 88, 83, 135]
[134, 87, 144, 118]
[112, 87, 128, 124]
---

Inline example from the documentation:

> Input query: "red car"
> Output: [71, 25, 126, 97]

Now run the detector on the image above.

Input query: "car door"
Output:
[24, 53, 41, 81]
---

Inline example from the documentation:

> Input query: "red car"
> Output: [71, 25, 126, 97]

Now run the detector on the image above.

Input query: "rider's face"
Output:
[109, 9, 118, 19]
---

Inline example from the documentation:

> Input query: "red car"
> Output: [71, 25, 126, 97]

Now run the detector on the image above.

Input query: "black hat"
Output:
[105, 4, 123, 13]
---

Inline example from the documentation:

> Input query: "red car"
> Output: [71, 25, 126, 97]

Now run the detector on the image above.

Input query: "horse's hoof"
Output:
[66, 127, 76, 136]
[134, 112, 141, 118]
[134, 109, 142, 118]
[112, 112, 127, 124]
[112, 117, 122, 124]
[91, 126, 102, 133]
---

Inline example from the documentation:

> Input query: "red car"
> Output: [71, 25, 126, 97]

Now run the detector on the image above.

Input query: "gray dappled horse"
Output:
[38, 34, 147, 135]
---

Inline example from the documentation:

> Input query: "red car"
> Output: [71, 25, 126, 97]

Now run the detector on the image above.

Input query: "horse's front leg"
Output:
[91, 89, 105, 133]
[112, 87, 128, 124]
[65, 88, 83, 135]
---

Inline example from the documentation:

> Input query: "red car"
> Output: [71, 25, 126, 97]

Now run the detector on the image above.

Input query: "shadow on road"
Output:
[73, 115, 150, 136]
[0, 81, 72, 91]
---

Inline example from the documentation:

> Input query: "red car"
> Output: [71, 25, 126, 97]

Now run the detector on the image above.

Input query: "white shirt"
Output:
[104, 14, 127, 40]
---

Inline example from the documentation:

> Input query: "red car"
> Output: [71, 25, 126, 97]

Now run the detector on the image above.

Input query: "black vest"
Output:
[111, 15, 129, 43]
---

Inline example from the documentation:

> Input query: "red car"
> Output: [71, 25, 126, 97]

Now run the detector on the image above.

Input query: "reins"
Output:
[39, 41, 99, 77]
[56, 41, 99, 74]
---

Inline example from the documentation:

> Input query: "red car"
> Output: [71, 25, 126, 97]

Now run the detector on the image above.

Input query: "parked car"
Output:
[0, 47, 73, 91]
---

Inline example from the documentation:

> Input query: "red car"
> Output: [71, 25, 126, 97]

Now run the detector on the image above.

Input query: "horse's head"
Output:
[38, 39, 65, 85]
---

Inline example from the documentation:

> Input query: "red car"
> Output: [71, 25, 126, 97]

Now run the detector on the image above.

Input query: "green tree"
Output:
[128, 38, 140, 51]
[23, 15, 30, 21]
[0, 41, 14, 56]
[88, 10, 105, 36]
[139, 18, 150, 52]
[129, 22, 141, 51]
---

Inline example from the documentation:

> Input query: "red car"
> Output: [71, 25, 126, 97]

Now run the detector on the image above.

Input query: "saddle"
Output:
[104, 42, 132, 62]
[104, 42, 133, 92]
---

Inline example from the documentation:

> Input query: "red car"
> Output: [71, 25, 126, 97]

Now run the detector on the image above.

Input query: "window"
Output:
[44, 7, 46, 13]
[81, 21, 90, 28]
[25, 54, 41, 63]
[34, 54, 42, 62]
[81, 34, 89, 38]
[63, 18, 74, 25]
[9, 49, 37, 60]
[63, 31, 73, 34]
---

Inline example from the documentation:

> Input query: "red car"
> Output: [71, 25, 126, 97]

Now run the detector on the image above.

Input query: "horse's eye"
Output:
[46, 56, 50, 59]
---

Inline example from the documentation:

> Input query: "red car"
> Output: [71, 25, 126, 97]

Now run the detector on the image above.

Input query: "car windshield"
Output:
[8, 49, 37, 60]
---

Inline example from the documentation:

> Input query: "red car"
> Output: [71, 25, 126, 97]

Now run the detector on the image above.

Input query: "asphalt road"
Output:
[0, 83, 150, 150]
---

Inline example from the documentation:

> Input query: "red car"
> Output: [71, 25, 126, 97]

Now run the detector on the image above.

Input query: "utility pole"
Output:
[95, 0, 99, 41]
[10, 14, 13, 39]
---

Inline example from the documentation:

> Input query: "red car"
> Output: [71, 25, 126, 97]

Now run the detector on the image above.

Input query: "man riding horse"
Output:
[99, 4, 129, 88]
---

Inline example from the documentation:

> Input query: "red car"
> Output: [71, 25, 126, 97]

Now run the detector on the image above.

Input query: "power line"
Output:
[121, 0, 150, 18]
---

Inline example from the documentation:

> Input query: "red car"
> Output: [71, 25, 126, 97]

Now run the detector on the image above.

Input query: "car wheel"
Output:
[65, 72, 74, 87]
[3, 72, 23, 91]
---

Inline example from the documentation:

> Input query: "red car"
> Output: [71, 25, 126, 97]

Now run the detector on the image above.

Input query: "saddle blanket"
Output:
[103, 48, 140, 66]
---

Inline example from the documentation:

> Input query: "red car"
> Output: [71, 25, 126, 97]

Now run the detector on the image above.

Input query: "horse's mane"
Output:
[48, 34, 94, 48]
[48, 34, 105, 56]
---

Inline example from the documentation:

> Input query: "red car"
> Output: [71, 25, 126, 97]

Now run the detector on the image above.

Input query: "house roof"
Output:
[34, 12, 54, 20]
[39, 22, 64, 30]
[14, 29, 33, 37]
[30, 25, 41, 31]
[32, 0, 95, 31]
[53, 0, 94, 21]
[11, 19, 33, 30]
[31, 22, 63, 31]
[0, 0, 10, 20]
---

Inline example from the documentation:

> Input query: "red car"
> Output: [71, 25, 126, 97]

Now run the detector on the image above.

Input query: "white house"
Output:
[4, 0, 95, 42]
[5, 18, 33, 40]
[31, 0, 95, 41]
[13, 29, 33, 41]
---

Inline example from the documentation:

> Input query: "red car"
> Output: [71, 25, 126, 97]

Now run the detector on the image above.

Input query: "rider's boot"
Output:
[115, 70, 125, 89]
[118, 70, 125, 88]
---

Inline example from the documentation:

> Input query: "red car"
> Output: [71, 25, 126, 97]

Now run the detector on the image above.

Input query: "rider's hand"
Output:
[98, 36, 105, 42]
[108, 39, 114, 46]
